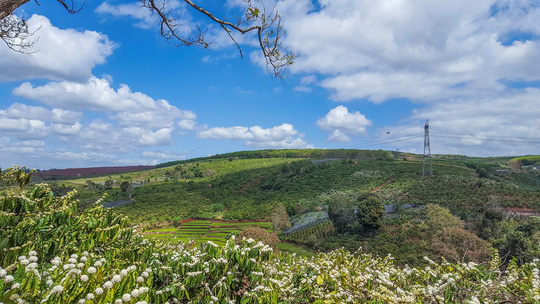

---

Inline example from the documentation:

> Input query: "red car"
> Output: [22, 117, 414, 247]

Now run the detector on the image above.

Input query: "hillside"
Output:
[0, 167, 539, 303]
[35, 149, 540, 266]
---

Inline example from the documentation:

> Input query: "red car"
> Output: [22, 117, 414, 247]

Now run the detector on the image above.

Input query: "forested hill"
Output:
[155, 149, 396, 168]
[32, 149, 540, 266]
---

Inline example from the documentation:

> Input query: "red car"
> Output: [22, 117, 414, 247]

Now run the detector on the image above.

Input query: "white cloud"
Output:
[50, 122, 82, 136]
[382, 88, 540, 156]
[96, 2, 156, 29]
[124, 127, 174, 146]
[328, 130, 351, 142]
[141, 151, 188, 160]
[0, 15, 116, 82]
[13, 76, 196, 128]
[316, 106, 371, 141]
[278, 0, 540, 102]
[294, 75, 317, 92]
[177, 119, 198, 130]
[198, 123, 314, 148]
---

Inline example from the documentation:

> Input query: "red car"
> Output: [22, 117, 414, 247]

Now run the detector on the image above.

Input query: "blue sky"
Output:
[1, 0, 540, 169]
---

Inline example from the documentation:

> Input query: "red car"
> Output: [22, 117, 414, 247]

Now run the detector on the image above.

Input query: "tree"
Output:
[120, 181, 130, 192]
[271, 203, 291, 234]
[356, 195, 385, 231]
[424, 204, 464, 232]
[431, 227, 491, 264]
[236, 226, 280, 251]
[328, 192, 357, 233]
[104, 179, 114, 190]
[0, 0, 295, 78]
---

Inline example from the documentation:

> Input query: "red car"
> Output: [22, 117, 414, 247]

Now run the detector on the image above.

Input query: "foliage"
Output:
[431, 227, 491, 264]
[282, 220, 336, 246]
[493, 216, 540, 265]
[327, 192, 357, 233]
[237, 227, 280, 251]
[271, 204, 291, 234]
[424, 204, 464, 232]
[356, 195, 385, 231]
[1, 172, 540, 303]
[120, 181, 130, 193]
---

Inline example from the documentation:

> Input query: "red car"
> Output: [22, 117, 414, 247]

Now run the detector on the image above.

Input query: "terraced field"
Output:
[143, 220, 273, 246]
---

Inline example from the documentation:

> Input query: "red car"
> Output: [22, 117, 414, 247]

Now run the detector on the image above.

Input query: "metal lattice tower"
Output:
[422, 119, 433, 176]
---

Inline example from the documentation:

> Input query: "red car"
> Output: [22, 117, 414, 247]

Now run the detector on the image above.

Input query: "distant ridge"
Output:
[34, 166, 155, 179]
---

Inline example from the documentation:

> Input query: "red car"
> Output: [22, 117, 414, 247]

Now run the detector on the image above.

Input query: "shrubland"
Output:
[1, 167, 540, 303]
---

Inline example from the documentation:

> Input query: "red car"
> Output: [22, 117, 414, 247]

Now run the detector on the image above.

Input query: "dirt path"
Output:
[371, 178, 392, 192]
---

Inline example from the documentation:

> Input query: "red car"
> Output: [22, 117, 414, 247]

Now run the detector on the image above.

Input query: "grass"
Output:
[277, 242, 316, 257]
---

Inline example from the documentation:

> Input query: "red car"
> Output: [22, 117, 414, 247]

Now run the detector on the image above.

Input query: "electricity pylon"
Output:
[422, 119, 433, 176]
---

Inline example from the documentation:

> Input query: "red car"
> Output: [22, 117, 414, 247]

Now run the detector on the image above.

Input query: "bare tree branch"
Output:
[148, 0, 296, 79]
[0, 14, 36, 53]
[1, 0, 85, 53]
[0, 0, 295, 78]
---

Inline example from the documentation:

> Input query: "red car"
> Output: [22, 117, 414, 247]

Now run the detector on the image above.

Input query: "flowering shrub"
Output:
[1, 180, 539, 303]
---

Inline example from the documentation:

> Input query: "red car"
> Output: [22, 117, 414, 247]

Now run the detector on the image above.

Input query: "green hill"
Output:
[1, 166, 539, 303]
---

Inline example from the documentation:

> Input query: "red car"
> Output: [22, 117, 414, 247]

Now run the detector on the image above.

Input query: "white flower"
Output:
[82, 251, 89, 256]
[77, 263, 85, 269]
[11, 283, 20, 289]
[122, 293, 131, 302]
[131, 289, 140, 298]
[86, 293, 95, 300]
[4, 275, 14, 283]
[139, 287, 149, 293]
[78, 299, 86, 304]
[94, 261, 102, 267]
[87, 267, 97, 274]
[95, 287, 103, 295]
[211, 296, 218, 301]
[46, 279, 53, 286]
[80, 256, 88, 262]
[141, 271, 149, 278]
[29, 250, 37, 256]
[103, 281, 113, 289]
[80, 275, 89, 282]
[112, 275, 122, 283]
[71, 254, 79, 259]
[51, 285, 64, 294]
[120, 269, 128, 277]
[137, 276, 144, 283]
[29, 256, 38, 262]
[115, 300, 123, 304]
[0, 269, 6, 277]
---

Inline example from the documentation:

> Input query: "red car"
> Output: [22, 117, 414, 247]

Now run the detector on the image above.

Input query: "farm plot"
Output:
[143, 220, 273, 246]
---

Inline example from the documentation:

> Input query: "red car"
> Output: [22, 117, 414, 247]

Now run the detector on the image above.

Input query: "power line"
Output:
[343, 135, 421, 149]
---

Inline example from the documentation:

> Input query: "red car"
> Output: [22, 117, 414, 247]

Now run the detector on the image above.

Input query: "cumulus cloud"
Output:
[198, 123, 314, 148]
[13, 76, 196, 128]
[277, 0, 540, 102]
[316, 106, 371, 141]
[0, 15, 116, 82]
